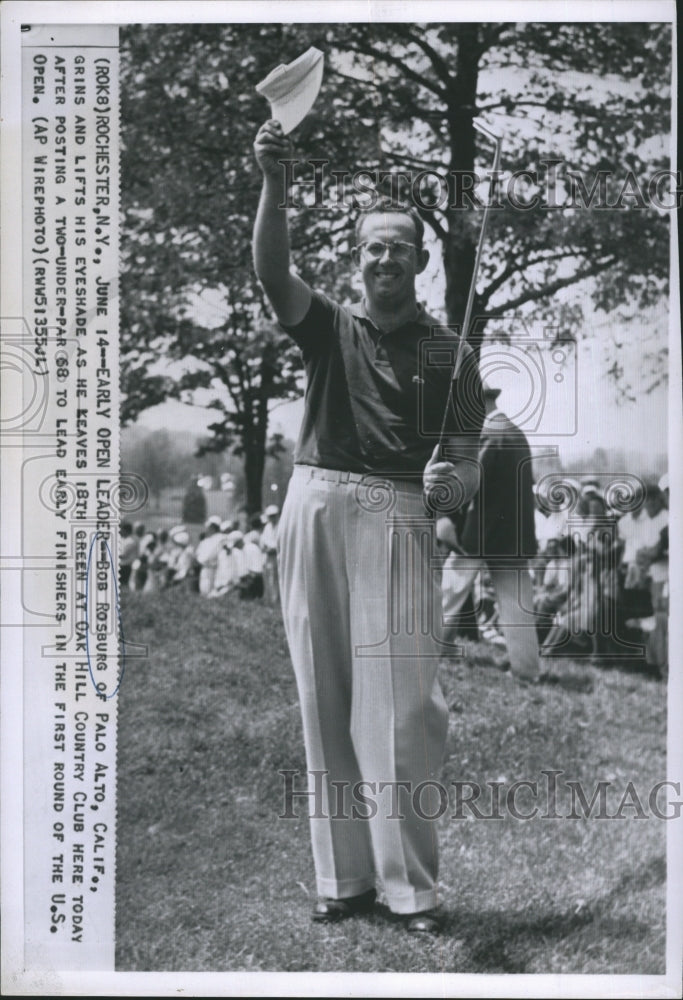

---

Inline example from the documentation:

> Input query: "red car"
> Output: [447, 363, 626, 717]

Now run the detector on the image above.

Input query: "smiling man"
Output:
[252, 119, 484, 935]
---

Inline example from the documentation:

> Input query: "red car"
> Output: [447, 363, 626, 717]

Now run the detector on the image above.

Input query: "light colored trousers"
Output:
[278, 466, 449, 914]
[441, 552, 540, 679]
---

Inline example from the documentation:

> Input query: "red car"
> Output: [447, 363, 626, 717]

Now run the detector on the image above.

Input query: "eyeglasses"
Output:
[355, 240, 419, 258]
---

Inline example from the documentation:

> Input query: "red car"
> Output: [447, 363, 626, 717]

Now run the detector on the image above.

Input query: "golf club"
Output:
[438, 117, 503, 440]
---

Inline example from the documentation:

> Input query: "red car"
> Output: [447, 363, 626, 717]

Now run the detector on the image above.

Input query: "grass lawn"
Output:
[115, 588, 667, 974]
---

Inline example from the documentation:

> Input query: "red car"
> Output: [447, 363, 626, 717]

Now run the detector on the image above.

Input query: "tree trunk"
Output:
[242, 352, 277, 515]
[244, 443, 266, 516]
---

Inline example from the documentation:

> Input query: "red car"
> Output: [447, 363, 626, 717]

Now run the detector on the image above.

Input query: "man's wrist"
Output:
[262, 168, 289, 199]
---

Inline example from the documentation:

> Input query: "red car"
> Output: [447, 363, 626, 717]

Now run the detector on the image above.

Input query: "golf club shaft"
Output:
[438, 118, 503, 441]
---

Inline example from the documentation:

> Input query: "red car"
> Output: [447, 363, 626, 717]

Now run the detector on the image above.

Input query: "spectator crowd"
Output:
[118, 503, 281, 606]
[119, 470, 669, 678]
[532, 472, 669, 676]
[444, 471, 670, 678]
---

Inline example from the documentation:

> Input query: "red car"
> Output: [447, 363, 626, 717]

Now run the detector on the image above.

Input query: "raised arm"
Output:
[252, 120, 312, 326]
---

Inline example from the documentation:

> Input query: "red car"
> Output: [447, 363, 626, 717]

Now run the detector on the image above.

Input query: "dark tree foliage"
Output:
[182, 481, 207, 525]
[120, 21, 671, 510]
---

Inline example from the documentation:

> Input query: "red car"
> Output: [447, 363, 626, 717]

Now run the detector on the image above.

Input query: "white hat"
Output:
[659, 473, 669, 492]
[265, 504, 280, 516]
[256, 47, 324, 135]
[227, 530, 244, 545]
[170, 529, 189, 546]
[220, 519, 232, 533]
[205, 515, 221, 529]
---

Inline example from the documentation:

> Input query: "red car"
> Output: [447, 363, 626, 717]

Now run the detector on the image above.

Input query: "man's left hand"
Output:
[423, 447, 480, 512]
[435, 516, 462, 553]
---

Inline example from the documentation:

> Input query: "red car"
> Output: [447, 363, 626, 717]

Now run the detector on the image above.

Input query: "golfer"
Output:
[253, 119, 485, 934]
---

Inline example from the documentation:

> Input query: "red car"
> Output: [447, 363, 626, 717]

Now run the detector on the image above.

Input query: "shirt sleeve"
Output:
[278, 290, 338, 360]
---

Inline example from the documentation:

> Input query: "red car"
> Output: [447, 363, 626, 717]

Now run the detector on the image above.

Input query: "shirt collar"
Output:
[349, 299, 439, 330]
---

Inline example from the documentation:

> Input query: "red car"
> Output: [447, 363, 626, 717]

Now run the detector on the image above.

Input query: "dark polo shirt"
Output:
[281, 292, 485, 475]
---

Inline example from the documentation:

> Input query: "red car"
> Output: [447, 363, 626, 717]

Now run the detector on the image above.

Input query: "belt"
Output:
[294, 465, 422, 490]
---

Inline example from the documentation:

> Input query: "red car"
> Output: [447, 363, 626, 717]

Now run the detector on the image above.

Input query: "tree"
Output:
[182, 481, 207, 525]
[120, 25, 310, 513]
[120, 428, 181, 508]
[295, 23, 671, 356]
[120, 22, 671, 509]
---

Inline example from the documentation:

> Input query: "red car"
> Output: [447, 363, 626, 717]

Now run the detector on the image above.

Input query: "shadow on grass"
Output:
[437, 852, 666, 973]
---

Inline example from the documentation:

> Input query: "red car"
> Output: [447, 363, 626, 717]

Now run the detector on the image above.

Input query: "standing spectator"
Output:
[575, 481, 618, 661]
[574, 479, 610, 550]
[245, 513, 263, 547]
[534, 536, 572, 643]
[182, 478, 207, 525]
[235, 531, 265, 599]
[579, 479, 606, 515]
[533, 485, 568, 561]
[119, 520, 138, 590]
[195, 517, 224, 596]
[540, 543, 592, 659]
[617, 503, 647, 583]
[638, 481, 669, 676]
[260, 504, 280, 606]
[138, 535, 160, 593]
[211, 521, 238, 597]
[139, 529, 157, 559]
[152, 529, 172, 589]
[128, 526, 151, 592]
[440, 382, 539, 681]
[166, 526, 194, 588]
[648, 473, 669, 677]
[128, 522, 155, 592]
[659, 473, 669, 509]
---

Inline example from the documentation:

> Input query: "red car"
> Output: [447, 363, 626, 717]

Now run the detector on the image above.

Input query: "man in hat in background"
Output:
[195, 517, 225, 596]
[260, 504, 281, 606]
[440, 381, 539, 681]
[119, 520, 138, 590]
[166, 525, 195, 588]
[574, 478, 610, 549]
[234, 529, 265, 600]
[252, 118, 484, 933]
[533, 483, 569, 563]
[637, 480, 669, 676]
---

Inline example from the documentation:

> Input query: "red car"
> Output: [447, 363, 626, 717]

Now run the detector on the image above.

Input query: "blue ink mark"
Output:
[85, 531, 126, 700]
